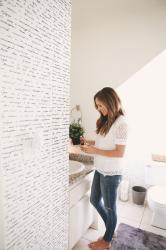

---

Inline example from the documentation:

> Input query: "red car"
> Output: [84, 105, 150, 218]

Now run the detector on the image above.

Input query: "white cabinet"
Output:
[69, 171, 97, 250]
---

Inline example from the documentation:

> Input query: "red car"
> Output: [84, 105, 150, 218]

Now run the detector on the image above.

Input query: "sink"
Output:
[69, 160, 85, 175]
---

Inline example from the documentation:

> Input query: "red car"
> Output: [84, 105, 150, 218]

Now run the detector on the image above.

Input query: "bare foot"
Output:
[88, 237, 103, 248]
[88, 233, 116, 248]
[91, 239, 111, 250]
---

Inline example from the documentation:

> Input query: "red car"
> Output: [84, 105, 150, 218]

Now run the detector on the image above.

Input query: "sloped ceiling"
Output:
[72, 0, 166, 88]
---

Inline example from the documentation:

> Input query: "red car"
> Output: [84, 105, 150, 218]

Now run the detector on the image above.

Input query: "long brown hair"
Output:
[94, 87, 124, 136]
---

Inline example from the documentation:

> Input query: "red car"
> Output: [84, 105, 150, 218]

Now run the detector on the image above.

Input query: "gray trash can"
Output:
[132, 186, 146, 205]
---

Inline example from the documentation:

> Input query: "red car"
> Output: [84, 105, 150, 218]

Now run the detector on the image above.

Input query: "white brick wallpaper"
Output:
[0, 0, 71, 249]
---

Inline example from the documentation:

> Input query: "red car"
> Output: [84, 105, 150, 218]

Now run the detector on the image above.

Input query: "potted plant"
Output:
[69, 122, 85, 145]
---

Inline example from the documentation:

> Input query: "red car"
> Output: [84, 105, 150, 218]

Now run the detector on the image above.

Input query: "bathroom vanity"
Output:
[69, 145, 98, 250]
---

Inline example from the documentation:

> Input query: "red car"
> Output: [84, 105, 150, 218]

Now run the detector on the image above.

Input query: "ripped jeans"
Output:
[90, 170, 122, 242]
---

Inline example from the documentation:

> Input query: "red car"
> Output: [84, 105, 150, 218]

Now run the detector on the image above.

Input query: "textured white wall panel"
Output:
[0, 0, 71, 249]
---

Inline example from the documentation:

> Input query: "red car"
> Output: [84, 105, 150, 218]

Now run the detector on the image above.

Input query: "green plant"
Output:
[69, 122, 84, 144]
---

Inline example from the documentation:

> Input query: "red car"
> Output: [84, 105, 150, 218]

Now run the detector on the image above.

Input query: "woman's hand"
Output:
[80, 145, 97, 154]
[80, 137, 95, 146]
[80, 136, 87, 145]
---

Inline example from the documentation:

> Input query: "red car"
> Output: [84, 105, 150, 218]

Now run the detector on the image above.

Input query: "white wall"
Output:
[117, 51, 166, 187]
[0, 0, 71, 249]
[71, 0, 166, 138]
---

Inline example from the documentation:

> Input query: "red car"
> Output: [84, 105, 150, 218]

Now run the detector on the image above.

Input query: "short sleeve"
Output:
[115, 121, 128, 145]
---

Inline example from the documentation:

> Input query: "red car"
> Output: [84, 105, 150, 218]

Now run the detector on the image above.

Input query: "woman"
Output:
[80, 87, 128, 250]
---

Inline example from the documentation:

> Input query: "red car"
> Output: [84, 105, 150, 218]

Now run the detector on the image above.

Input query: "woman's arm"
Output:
[80, 144, 126, 157]
[95, 144, 126, 157]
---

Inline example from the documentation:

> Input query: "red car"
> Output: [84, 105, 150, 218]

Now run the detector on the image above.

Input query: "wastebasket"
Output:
[132, 186, 146, 205]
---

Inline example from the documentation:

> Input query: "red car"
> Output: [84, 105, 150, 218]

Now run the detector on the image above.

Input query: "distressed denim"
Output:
[90, 170, 122, 242]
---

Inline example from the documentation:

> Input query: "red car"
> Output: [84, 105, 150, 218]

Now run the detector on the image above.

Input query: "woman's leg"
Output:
[89, 171, 108, 248]
[100, 175, 121, 242]
[90, 171, 107, 225]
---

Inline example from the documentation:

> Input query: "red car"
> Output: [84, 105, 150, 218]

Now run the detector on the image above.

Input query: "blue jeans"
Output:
[90, 170, 122, 242]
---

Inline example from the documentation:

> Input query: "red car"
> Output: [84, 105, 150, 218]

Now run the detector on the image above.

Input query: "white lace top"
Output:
[94, 115, 128, 176]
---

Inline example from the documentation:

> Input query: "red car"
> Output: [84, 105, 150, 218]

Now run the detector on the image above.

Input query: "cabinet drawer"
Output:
[70, 172, 94, 208]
